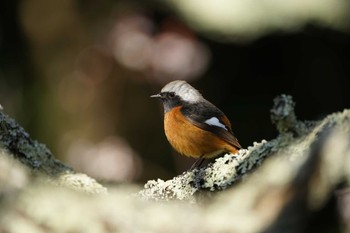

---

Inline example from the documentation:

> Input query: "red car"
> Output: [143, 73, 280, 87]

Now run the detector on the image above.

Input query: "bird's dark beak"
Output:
[150, 93, 162, 98]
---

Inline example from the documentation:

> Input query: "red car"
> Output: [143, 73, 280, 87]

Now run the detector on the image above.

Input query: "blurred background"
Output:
[1, 0, 350, 183]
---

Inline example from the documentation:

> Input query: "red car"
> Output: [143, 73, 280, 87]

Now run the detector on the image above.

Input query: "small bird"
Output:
[151, 80, 241, 168]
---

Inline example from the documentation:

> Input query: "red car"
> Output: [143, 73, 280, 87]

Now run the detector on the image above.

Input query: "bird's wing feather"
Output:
[188, 118, 242, 149]
[181, 102, 242, 149]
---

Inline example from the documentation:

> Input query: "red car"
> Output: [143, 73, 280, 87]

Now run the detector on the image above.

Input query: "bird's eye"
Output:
[168, 92, 176, 98]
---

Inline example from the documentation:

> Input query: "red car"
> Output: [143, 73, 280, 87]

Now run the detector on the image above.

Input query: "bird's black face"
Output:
[151, 91, 182, 112]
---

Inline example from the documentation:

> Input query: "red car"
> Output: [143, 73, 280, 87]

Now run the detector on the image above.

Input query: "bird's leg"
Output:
[190, 156, 205, 170]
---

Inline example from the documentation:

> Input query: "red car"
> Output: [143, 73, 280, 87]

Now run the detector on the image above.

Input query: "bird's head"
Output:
[151, 80, 202, 112]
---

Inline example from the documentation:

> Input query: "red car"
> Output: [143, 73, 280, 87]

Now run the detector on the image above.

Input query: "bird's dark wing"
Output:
[181, 101, 242, 149]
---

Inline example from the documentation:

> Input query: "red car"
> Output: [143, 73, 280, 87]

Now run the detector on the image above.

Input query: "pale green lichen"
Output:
[140, 173, 197, 202]
[138, 140, 273, 201]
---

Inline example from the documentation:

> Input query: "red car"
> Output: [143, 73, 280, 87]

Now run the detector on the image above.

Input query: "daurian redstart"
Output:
[151, 80, 241, 168]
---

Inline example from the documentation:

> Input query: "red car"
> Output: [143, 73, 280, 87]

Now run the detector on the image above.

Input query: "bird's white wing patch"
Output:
[204, 117, 227, 130]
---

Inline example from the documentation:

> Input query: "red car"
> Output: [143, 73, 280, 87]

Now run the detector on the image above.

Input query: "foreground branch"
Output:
[0, 111, 106, 194]
[1, 95, 350, 233]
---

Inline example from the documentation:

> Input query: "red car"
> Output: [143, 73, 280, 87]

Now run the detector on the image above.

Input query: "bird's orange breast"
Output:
[164, 106, 239, 158]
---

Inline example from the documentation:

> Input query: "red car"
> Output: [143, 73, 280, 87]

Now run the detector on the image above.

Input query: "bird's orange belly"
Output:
[164, 106, 238, 158]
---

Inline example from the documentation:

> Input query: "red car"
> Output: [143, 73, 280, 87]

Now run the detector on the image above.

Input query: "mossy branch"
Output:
[1, 95, 350, 233]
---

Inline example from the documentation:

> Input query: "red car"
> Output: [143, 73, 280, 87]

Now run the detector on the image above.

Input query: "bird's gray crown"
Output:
[161, 80, 202, 103]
